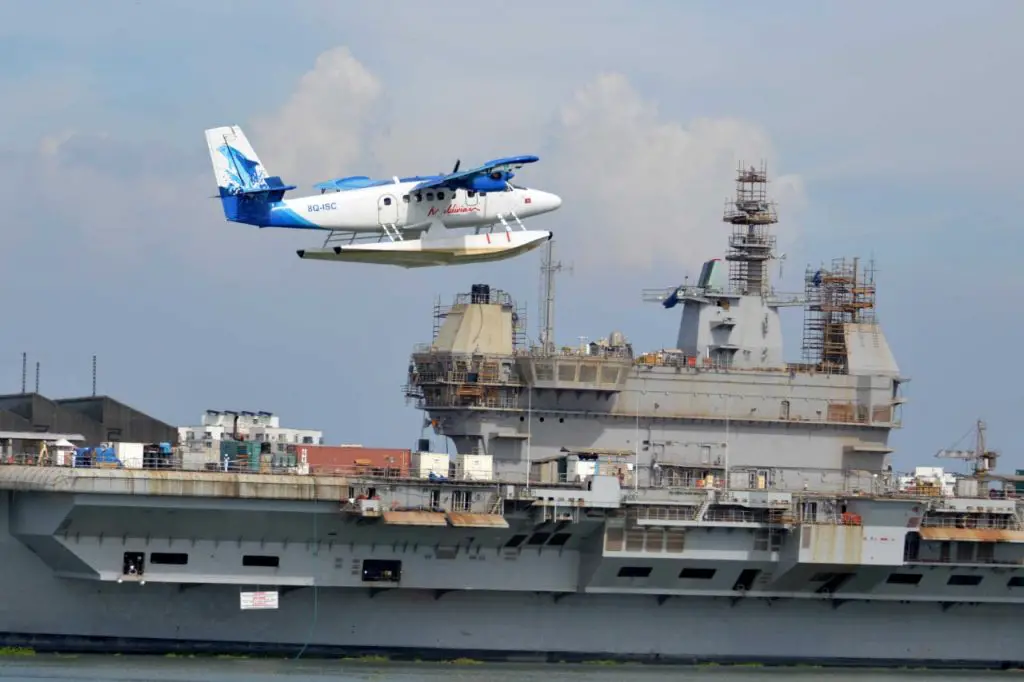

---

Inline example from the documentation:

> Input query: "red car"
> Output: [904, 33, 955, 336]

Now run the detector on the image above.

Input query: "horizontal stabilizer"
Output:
[297, 230, 552, 269]
[221, 175, 297, 202]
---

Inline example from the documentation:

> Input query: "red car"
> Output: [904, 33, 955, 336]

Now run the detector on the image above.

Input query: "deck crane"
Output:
[934, 418, 999, 476]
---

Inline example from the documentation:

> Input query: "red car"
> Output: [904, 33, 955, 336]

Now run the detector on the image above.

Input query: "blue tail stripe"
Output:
[219, 195, 321, 229]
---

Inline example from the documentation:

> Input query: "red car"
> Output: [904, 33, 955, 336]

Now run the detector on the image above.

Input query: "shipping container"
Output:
[292, 444, 410, 477]
[114, 442, 145, 469]
[410, 452, 450, 479]
[456, 454, 493, 481]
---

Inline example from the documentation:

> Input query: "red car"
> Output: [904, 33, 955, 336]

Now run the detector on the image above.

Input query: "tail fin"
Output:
[204, 125, 296, 223]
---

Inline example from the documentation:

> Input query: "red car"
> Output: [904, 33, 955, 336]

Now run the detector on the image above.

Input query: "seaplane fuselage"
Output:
[254, 181, 561, 233]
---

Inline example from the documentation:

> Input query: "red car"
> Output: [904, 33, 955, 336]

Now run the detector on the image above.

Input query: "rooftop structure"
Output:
[0, 392, 177, 445]
[178, 409, 323, 452]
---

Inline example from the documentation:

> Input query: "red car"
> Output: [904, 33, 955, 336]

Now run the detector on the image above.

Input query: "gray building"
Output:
[0, 393, 176, 445]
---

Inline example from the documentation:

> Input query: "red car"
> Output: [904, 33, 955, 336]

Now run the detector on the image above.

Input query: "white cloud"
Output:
[226, 50, 809, 278]
[249, 46, 383, 186]
[545, 73, 806, 274]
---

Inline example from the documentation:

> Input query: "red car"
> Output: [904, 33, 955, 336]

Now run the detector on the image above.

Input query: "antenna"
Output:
[35, 362, 39, 393]
[92, 355, 97, 397]
[21, 352, 26, 393]
[774, 252, 787, 282]
[538, 239, 573, 354]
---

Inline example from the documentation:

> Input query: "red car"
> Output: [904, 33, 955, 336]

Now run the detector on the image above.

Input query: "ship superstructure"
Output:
[2, 163, 1024, 668]
[405, 162, 904, 496]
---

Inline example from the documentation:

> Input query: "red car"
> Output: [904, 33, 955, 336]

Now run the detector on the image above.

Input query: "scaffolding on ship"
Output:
[723, 161, 778, 296]
[800, 256, 877, 374]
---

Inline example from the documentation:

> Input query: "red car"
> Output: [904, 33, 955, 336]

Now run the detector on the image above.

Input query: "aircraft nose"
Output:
[537, 191, 562, 213]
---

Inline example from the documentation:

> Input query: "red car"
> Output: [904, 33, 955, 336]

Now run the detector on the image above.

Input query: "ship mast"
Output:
[538, 239, 572, 354]
[723, 162, 778, 295]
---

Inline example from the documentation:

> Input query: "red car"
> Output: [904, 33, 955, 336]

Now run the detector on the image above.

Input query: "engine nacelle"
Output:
[463, 170, 515, 193]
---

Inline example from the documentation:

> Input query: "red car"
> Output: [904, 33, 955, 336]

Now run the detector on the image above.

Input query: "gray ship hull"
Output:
[4, 548, 1024, 668]
[2, 485, 1023, 669]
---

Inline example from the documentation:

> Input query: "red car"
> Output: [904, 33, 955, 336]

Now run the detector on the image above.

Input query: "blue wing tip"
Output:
[484, 154, 539, 166]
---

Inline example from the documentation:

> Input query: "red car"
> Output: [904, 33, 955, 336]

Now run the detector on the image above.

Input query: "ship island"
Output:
[2, 162, 1022, 669]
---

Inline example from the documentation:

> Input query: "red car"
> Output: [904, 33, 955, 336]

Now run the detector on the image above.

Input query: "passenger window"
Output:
[426, 192, 435, 201]
[402, 195, 409, 202]
[438, 191, 445, 200]
[468, 190, 476, 198]
[415, 193, 422, 202]
[383, 197, 392, 205]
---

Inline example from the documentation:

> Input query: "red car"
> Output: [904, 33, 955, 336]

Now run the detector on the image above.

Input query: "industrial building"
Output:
[178, 409, 323, 456]
[0, 392, 178, 446]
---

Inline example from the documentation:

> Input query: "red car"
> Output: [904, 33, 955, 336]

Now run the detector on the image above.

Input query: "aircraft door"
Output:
[378, 194, 399, 225]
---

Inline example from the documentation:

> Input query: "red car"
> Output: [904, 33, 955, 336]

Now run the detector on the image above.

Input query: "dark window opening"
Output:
[886, 573, 923, 585]
[362, 559, 401, 583]
[402, 195, 409, 202]
[618, 566, 652, 578]
[733, 568, 760, 591]
[815, 572, 854, 594]
[242, 555, 280, 568]
[150, 552, 188, 565]
[948, 574, 982, 586]
[679, 568, 716, 580]
[426, 192, 434, 201]
[504, 534, 527, 548]
[437, 191, 445, 200]
[1007, 576, 1024, 588]
[383, 197, 392, 205]
[122, 551, 144, 577]
[415, 193, 422, 202]
[548, 533, 571, 546]
[527, 532, 551, 545]
[468, 190, 476, 197]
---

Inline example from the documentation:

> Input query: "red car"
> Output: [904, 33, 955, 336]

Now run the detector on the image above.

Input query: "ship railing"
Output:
[530, 471, 634, 487]
[407, 370, 523, 387]
[0, 451, 186, 470]
[629, 353, 859, 378]
[919, 517, 1018, 531]
[908, 557, 1024, 567]
[513, 347, 634, 360]
[1, 456, 505, 485]
[704, 508, 786, 524]
[412, 395, 521, 410]
[631, 506, 700, 523]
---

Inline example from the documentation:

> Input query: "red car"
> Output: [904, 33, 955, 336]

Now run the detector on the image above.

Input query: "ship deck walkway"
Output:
[0, 465, 355, 501]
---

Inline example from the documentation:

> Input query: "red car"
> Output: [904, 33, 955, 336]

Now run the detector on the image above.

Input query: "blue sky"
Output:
[0, 0, 1021, 472]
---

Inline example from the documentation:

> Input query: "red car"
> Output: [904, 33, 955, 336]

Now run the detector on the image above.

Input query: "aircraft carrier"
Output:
[2, 163, 1023, 668]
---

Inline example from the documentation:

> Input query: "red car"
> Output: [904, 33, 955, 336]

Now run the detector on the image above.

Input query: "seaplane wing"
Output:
[411, 155, 540, 193]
